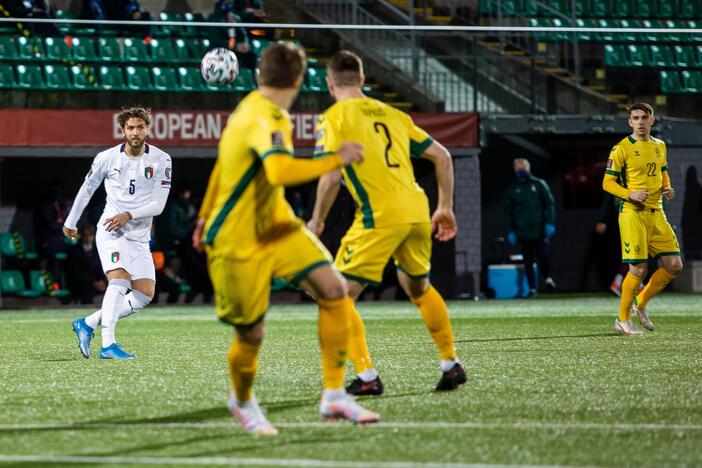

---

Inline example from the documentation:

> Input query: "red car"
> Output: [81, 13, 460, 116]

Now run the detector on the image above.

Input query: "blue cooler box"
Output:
[487, 264, 538, 299]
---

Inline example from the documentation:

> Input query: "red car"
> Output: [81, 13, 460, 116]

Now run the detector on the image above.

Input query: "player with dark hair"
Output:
[192, 43, 379, 436]
[66, 106, 172, 359]
[307, 50, 466, 395]
[603, 102, 683, 334]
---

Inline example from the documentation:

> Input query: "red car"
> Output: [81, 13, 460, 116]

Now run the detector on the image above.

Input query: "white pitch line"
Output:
[0, 421, 700, 431]
[0, 454, 591, 468]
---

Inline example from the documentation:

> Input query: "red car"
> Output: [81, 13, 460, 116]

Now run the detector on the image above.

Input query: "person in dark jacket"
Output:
[504, 158, 557, 296]
[65, 224, 107, 304]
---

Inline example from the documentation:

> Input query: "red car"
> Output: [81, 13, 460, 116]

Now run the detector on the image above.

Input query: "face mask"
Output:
[515, 169, 529, 181]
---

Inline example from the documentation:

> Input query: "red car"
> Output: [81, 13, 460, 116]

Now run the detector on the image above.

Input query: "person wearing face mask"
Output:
[503, 158, 557, 297]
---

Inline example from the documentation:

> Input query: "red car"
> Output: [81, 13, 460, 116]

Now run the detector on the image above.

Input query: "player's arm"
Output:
[602, 145, 647, 203]
[193, 159, 221, 251]
[105, 157, 172, 232]
[63, 153, 107, 239]
[661, 147, 675, 200]
[307, 169, 342, 236]
[421, 140, 457, 241]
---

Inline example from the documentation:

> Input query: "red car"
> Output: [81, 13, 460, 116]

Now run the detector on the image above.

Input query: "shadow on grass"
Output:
[41, 358, 78, 362]
[89, 406, 228, 425]
[456, 332, 620, 343]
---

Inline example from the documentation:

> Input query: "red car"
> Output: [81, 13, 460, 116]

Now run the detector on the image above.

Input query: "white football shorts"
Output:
[96, 228, 155, 281]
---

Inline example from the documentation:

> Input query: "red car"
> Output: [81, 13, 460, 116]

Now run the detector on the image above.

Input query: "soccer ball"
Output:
[200, 48, 239, 86]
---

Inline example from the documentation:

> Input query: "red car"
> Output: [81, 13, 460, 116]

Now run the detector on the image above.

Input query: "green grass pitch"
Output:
[1, 294, 701, 467]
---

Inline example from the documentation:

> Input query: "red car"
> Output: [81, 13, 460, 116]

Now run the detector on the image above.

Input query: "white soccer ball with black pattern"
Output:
[200, 48, 239, 86]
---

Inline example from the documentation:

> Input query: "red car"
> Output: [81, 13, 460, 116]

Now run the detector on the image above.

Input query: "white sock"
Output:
[440, 359, 458, 372]
[322, 389, 346, 401]
[82, 289, 152, 328]
[614, 273, 624, 288]
[100, 279, 130, 347]
[358, 368, 378, 382]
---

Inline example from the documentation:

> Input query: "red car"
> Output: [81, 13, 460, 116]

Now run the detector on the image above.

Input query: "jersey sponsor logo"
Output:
[145, 167, 154, 179]
[111, 252, 120, 263]
[271, 132, 284, 146]
[165, 167, 171, 179]
[634, 150, 640, 157]
[607, 159, 613, 168]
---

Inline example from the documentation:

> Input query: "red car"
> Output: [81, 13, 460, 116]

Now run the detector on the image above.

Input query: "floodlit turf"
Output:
[1, 293, 701, 467]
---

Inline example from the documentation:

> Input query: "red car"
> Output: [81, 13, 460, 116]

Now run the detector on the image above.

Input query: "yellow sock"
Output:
[348, 304, 374, 374]
[227, 337, 260, 402]
[411, 286, 456, 361]
[619, 273, 643, 321]
[318, 296, 352, 390]
[636, 268, 676, 309]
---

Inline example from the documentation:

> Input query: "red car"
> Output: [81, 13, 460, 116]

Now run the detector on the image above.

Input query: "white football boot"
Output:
[633, 304, 654, 331]
[320, 392, 380, 424]
[615, 318, 644, 335]
[228, 391, 278, 436]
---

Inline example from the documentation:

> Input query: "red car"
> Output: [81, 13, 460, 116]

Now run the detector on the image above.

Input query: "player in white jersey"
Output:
[64, 107, 172, 360]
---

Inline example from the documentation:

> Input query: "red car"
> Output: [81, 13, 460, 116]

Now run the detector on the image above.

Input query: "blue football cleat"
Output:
[72, 318, 94, 359]
[99, 343, 135, 360]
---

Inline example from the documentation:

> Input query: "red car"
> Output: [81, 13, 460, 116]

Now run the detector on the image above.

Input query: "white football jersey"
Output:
[65, 143, 172, 242]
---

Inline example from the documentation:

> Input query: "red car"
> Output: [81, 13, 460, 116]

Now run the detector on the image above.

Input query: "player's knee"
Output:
[406, 279, 430, 299]
[319, 278, 348, 301]
[629, 264, 647, 279]
[237, 321, 265, 345]
[126, 289, 152, 312]
[665, 258, 683, 276]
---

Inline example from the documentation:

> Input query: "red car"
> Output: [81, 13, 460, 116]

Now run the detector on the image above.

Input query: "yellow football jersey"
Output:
[606, 135, 668, 211]
[315, 97, 432, 227]
[203, 91, 301, 259]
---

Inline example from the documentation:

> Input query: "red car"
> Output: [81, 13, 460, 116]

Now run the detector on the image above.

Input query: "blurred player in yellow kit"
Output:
[307, 50, 466, 394]
[192, 43, 379, 435]
[602, 102, 683, 335]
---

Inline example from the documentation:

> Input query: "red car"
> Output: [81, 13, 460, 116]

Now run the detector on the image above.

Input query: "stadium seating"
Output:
[123, 38, 149, 62]
[125, 65, 153, 90]
[305, 68, 328, 93]
[0, 232, 38, 260]
[16, 64, 45, 88]
[29, 269, 70, 298]
[99, 65, 127, 90]
[97, 37, 122, 62]
[178, 66, 206, 91]
[0, 270, 41, 298]
[0, 35, 17, 59]
[71, 37, 97, 61]
[149, 38, 176, 62]
[44, 64, 71, 90]
[152, 66, 178, 91]
[44, 37, 70, 61]
[70, 65, 98, 89]
[0, 63, 15, 87]
[232, 68, 256, 92]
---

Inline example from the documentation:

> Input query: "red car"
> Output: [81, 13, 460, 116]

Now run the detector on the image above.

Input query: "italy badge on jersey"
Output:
[145, 167, 154, 179]
[111, 252, 120, 263]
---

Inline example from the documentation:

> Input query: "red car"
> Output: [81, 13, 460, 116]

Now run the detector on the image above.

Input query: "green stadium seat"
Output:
[550, 19, 570, 41]
[573, 0, 590, 16]
[44, 64, 71, 89]
[604, 44, 629, 67]
[649, 45, 674, 67]
[693, 45, 702, 67]
[674, 45, 694, 67]
[152, 66, 179, 91]
[155, 12, 183, 37]
[0, 35, 17, 60]
[97, 37, 121, 61]
[529, 18, 549, 42]
[590, 0, 611, 17]
[149, 38, 176, 62]
[125, 65, 153, 90]
[177, 66, 205, 91]
[305, 67, 328, 92]
[251, 39, 273, 56]
[16, 64, 44, 88]
[0, 64, 16, 88]
[545, 0, 567, 16]
[0, 231, 38, 259]
[189, 38, 211, 58]
[232, 67, 256, 92]
[680, 0, 699, 18]
[627, 44, 651, 67]
[597, 19, 616, 42]
[685, 21, 702, 43]
[70, 65, 98, 89]
[657, 0, 677, 18]
[575, 19, 599, 42]
[99, 65, 126, 90]
[641, 20, 663, 44]
[44, 37, 70, 61]
[613, 0, 633, 17]
[660, 70, 683, 93]
[123, 38, 149, 62]
[29, 269, 70, 298]
[499, 0, 522, 16]
[182, 12, 199, 37]
[71, 37, 96, 61]
[681, 70, 702, 92]
[664, 20, 682, 43]
[1, 270, 40, 297]
[633, 0, 655, 18]
[617, 20, 638, 43]
[178, 67, 205, 91]
[17, 36, 43, 60]
[174, 38, 196, 62]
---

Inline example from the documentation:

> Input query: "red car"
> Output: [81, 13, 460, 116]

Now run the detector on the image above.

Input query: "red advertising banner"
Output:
[0, 109, 477, 148]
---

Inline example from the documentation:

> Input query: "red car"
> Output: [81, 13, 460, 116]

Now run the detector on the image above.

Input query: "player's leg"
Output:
[521, 239, 537, 296]
[616, 211, 648, 335]
[97, 269, 135, 359]
[395, 223, 465, 390]
[634, 214, 683, 330]
[281, 227, 378, 424]
[209, 254, 277, 436]
[538, 237, 557, 291]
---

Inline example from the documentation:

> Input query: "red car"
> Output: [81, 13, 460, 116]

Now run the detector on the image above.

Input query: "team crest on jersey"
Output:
[271, 132, 284, 146]
[607, 159, 613, 168]
[655, 148, 661, 158]
[145, 167, 154, 179]
[111, 252, 120, 263]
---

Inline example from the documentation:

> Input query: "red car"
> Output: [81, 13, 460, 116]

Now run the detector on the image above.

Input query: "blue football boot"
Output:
[72, 318, 94, 359]
[99, 343, 135, 360]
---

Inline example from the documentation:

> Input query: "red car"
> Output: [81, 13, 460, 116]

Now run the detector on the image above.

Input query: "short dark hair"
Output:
[627, 102, 654, 117]
[117, 106, 151, 128]
[327, 50, 363, 86]
[258, 42, 306, 88]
